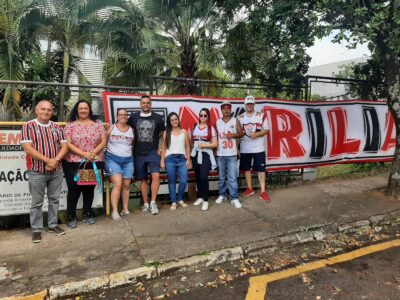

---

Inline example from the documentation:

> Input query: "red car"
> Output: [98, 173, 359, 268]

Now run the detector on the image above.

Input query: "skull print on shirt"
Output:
[137, 119, 155, 142]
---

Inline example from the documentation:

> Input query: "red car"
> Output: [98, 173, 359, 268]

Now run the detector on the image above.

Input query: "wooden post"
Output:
[106, 177, 110, 216]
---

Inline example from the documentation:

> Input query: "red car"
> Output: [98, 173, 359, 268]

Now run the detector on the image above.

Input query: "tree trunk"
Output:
[383, 56, 400, 197]
[179, 38, 198, 95]
[378, 0, 400, 197]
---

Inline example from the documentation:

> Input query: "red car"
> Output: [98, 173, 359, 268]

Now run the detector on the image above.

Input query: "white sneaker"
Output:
[201, 201, 209, 211]
[231, 199, 242, 208]
[193, 198, 204, 206]
[150, 202, 159, 215]
[142, 203, 150, 212]
[178, 201, 188, 208]
[215, 196, 225, 204]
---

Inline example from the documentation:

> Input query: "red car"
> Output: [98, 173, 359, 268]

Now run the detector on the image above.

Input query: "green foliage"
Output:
[143, 0, 223, 93]
[20, 51, 60, 112]
[40, 0, 125, 119]
[337, 58, 385, 100]
[218, 0, 325, 99]
[0, 0, 42, 118]
[95, 1, 163, 87]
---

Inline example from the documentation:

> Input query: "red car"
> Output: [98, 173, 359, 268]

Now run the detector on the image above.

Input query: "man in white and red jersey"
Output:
[21, 100, 68, 243]
[215, 100, 244, 208]
[238, 95, 270, 202]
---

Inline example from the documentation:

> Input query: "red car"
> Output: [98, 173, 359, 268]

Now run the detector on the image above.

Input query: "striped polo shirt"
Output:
[20, 119, 67, 173]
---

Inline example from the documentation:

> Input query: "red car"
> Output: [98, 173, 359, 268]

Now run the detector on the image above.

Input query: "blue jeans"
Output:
[218, 155, 239, 200]
[165, 154, 188, 203]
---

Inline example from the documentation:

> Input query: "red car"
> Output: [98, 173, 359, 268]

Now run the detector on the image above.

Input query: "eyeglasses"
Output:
[199, 114, 208, 117]
[118, 114, 128, 116]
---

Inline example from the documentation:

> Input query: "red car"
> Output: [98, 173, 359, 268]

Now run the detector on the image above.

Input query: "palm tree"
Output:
[0, 0, 42, 118]
[94, 1, 165, 87]
[143, 0, 223, 94]
[41, 0, 124, 120]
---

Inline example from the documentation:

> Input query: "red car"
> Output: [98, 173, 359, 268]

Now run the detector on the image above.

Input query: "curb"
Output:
[1, 290, 47, 300]
[4, 209, 400, 300]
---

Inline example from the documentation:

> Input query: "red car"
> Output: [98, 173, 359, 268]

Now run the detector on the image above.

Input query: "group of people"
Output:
[21, 95, 270, 243]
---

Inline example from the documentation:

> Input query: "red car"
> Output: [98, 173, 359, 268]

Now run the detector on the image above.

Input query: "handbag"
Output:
[74, 159, 101, 186]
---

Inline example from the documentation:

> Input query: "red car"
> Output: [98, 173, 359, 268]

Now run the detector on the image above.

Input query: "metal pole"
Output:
[304, 76, 309, 101]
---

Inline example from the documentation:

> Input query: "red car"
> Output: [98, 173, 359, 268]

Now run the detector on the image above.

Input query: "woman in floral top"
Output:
[62, 100, 107, 228]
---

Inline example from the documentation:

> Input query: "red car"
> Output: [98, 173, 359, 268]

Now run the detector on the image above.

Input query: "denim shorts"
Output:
[105, 152, 134, 179]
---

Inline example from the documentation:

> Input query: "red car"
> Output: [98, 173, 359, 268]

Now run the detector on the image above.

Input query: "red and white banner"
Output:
[102, 93, 395, 171]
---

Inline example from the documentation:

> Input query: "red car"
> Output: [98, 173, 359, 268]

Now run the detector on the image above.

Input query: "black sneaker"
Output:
[32, 232, 42, 243]
[48, 226, 66, 236]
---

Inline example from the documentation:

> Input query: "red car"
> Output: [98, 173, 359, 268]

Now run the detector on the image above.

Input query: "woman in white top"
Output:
[105, 109, 134, 220]
[190, 108, 218, 211]
[160, 112, 191, 210]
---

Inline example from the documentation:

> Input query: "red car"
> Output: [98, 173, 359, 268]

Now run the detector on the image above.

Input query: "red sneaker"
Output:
[259, 192, 271, 203]
[242, 188, 255, 197]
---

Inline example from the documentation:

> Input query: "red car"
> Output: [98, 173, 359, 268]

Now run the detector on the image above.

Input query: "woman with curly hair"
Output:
[62, 100, 107, 228]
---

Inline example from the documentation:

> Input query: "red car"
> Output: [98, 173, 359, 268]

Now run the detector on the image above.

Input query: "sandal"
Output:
[178, 201, 188, 208]
[120, 210, 130, 217]
[170, 203, 177, 211]
[111, 211, 121, 221]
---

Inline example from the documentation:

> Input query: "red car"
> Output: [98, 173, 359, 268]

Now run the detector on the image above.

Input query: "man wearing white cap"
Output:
[215, 100, 244, 208]
[238, 95, 270, 202]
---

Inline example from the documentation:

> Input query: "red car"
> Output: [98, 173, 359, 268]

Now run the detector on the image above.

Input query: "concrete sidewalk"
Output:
[1, 173, 400, 299]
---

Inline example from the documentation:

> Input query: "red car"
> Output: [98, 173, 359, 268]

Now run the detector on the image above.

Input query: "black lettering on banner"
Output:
[233, 107, 245, 118]
[362, 106, 381, 153]
[0, 172, 6, 182]
[306, 108, 327, 159]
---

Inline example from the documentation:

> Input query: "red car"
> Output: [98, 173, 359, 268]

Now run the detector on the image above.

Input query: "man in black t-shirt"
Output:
[128, 95, 165, 215]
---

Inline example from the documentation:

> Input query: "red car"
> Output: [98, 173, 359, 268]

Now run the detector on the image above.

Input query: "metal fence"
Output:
[151, 75, 382, 102]
[150, 76, 307, 100]
[305, 75, 383, 101]
[0, 80, 151, 122]
[0, 75, 380, 123]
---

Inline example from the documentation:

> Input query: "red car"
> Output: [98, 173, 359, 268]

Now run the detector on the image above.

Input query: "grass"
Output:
[143, 261, 163, 268]
[316, 162, 391, 180]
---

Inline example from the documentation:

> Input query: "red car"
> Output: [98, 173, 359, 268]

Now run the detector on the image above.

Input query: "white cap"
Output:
[220, 100, 232, 108]
[244, 95, 255, 104]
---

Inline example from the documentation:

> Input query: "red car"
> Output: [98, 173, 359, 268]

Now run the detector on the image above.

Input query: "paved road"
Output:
[82, 234, 400, 300]
[265, 246, 400, 300]
[169, 244, 400, 300]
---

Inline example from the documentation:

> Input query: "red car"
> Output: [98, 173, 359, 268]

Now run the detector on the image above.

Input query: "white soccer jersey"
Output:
[192, 124, 216, 148]
[238, 112, 269, 153]
[216, 117, 238, 156]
